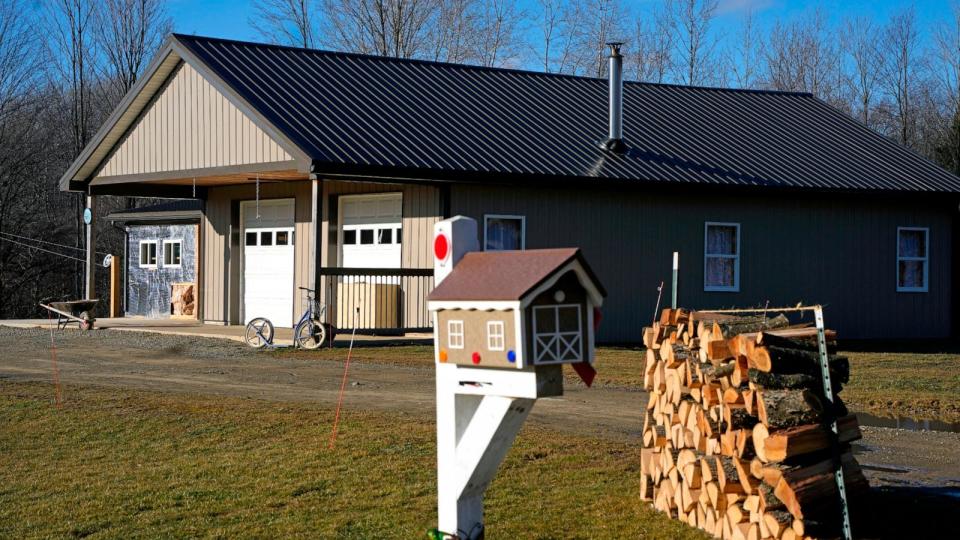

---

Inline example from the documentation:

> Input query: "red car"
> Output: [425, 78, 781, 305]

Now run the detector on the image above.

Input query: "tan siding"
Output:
[96, 62, 293, 179]
[202, 181, 313, 324]
[451, 184, 954, 341]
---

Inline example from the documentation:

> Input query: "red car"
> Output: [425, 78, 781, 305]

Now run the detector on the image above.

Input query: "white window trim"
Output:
[162, 239, 183, 268]
[532, 304, 583, 365]
[483, 214, 526, 251]
[897, 226, 929, 293]
[703, 222, 741, 292]
[486, 320, 505, 351]
[138, 240, 158, 268]
[448, 320, 464, 349]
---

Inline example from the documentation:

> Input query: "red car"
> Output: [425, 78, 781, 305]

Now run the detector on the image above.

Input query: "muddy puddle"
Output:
[856, 412, 960, 433]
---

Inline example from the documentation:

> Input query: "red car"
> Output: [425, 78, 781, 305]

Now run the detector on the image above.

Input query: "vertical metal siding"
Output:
[201, 180, 313, 324]
[95, 62, 293, 179]
[451, 183, 953, 341]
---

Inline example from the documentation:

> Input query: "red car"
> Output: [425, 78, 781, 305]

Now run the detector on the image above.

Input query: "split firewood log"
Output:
[749, 346, 850, 385]
[712, 314, 790, 340]
[755, 389, 824, 430]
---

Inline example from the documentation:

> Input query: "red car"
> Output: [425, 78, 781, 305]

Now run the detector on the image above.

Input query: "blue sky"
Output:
[169, 0, 951, 47]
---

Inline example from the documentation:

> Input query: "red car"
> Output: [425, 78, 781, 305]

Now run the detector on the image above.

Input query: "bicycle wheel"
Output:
[244, 317, 274, 348]
[294, 319, 326, 350]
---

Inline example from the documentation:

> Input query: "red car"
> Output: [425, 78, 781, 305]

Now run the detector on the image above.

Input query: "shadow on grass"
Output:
[852, 486, 960, 538]
[839, 339, 960, 355]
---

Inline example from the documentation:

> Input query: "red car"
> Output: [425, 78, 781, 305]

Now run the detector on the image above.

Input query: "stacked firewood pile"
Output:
[640, 308, 867, 540]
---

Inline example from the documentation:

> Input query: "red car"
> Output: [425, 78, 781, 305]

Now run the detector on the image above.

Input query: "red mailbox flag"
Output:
[572, 362, 596, 387]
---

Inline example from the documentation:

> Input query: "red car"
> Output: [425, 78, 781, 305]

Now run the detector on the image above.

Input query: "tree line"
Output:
[1, 0, 958, 318]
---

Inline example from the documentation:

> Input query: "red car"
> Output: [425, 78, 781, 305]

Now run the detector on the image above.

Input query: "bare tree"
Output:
[322, 0, 435, 58]
[43, 0, 99, 297]
[725, 9, 761, 89]
[629, 6, 672, 83]
[473, 0, 525, 68]
[880, 7, 924, 148]
[94, 0, 171, 102]
[430, 0, 476, 63]
[250, 0, 319, 49]
[763, 8, 841, 103]
[841, 16, 882, 127]
[933, 1, 960, 174]
[665, 0, 720, 86]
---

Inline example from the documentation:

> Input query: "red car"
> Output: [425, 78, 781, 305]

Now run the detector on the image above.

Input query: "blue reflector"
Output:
[507, 350, 516, 363]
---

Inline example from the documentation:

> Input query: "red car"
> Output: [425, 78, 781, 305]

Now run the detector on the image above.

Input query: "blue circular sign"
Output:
[82, 208, 92, 225]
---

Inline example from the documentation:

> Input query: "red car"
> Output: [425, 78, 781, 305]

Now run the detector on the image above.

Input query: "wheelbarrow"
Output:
[39, 299, 100, 330]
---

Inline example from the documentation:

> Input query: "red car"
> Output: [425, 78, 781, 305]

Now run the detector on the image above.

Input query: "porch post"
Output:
[310, 176, 321, 291]
[84, 195, 98, 300]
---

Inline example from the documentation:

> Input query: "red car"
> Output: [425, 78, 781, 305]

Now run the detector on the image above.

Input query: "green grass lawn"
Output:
[0, 381, 705, 540]
[276, 343, 960, 422]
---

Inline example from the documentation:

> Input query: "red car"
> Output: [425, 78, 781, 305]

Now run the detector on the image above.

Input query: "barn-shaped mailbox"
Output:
[428, 248, 606, 370]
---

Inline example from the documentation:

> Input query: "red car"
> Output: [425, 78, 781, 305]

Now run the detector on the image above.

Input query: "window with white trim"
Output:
[704, 222, 740, 291]
[139, 241, 158, 268]
[897, 227, 929, 292]
[163, 240, 182, 267]
[532, 304, 582, 364]
[448, 320, 464, 349]
[484, 215, 525, 251]
[487, 321, 505, 351]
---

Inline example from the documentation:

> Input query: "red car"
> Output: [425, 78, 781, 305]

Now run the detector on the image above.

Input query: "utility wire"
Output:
[0, 230, 109, 256]
[0, 236, 88, 263]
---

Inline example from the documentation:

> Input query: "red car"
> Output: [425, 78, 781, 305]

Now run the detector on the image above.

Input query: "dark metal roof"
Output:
[106, 200, 203, 222]
[174, 34, 960, 194]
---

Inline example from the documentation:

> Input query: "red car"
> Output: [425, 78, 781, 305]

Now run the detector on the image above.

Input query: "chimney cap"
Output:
[606, 41, 624, 53]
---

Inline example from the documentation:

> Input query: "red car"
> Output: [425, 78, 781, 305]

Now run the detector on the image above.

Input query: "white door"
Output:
[339, 193, 402, 268]
[242, 199, 295, 328]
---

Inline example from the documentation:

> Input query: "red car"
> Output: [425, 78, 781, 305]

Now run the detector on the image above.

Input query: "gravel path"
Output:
[1, 326, 958, 493]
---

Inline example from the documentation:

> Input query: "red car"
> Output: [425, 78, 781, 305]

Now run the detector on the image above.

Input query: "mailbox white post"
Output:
[428, 216, 604, 539]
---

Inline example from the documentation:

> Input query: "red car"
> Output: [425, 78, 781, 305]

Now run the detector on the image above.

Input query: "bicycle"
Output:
[293, 286, 335, 349]
[243, 287, 335, 349]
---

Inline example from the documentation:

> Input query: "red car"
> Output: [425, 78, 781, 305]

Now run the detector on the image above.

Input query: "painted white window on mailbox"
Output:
[532, 304, 582, 364]
[487, 321, 504, 351]
[448, 320, 464, 349]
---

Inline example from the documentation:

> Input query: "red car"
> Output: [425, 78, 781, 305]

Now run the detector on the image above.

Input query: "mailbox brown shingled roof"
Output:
[428, 248, 605, 302]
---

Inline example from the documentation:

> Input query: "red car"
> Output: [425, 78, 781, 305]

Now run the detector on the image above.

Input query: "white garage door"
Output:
[242, 199, 295, 328]
[340, 193, 402, 268]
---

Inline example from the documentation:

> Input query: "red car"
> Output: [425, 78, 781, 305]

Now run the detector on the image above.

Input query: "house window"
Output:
[532, 304, 582, 364]
[139, 241, 158, 268]
[448, 320, 464, 349]
[163, 240, 182, 267]
[897, 227, 929, 292]
[487, 321, 505, 351]
[704, 222, 740, 292]
[484, 215, 525, 251]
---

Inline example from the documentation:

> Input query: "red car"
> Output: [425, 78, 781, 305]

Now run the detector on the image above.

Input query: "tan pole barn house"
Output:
[60, 34, 960, 342]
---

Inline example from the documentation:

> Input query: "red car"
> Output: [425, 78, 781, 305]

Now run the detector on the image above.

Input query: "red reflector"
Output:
[434, 234, 449, 261]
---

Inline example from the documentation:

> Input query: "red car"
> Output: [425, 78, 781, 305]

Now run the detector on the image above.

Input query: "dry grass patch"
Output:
[0, 381, 704, 540]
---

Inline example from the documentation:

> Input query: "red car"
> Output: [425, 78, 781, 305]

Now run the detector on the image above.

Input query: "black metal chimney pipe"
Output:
[600, 42, 627, 153]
